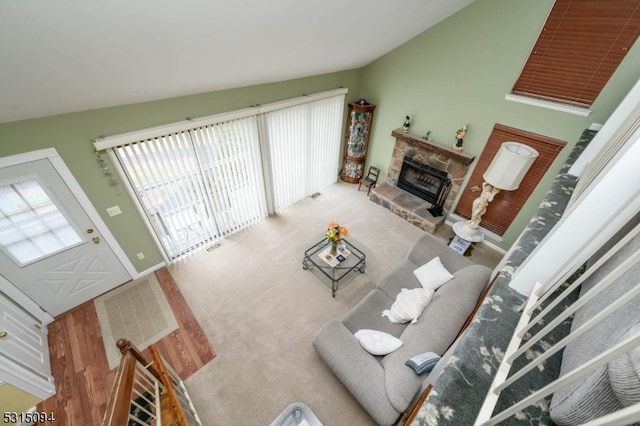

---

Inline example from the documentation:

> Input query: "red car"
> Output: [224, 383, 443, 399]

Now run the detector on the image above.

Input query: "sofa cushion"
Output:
[382, 288, 433, 324]
[381, 335, 431, 413]
[408, 234, 476, 273]
[355, 329, 403, 356]
[608, 324, 640, 407]
[413, 256, 454, 291]
[377, 260, 422, 300]
[342, 289, 405, 337]
[548, 366, 621, 425]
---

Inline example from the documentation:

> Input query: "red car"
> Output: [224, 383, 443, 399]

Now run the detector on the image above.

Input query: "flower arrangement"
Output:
[326, 221, 349, 244]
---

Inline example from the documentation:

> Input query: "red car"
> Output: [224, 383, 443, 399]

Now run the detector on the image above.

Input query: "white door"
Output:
[0, 158, 131, 316]
[0, 291, 51, 381]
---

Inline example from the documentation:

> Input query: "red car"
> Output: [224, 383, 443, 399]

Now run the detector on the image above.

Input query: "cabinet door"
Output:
[0, 291, 52, 382]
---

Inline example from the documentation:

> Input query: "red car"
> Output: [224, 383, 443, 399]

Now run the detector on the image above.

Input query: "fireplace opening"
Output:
[397, 157, 451, 216]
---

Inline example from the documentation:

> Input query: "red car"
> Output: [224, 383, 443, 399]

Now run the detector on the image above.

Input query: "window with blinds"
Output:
[111, 92, 345, 260]
[263, 97, 344, 212]
[512, 0, 640, 108]
[116, 117, 267, 259]
[454, 124, 566, 236]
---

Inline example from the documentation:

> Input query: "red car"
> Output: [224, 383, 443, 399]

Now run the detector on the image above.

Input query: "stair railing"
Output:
[102, 339, 203, 426]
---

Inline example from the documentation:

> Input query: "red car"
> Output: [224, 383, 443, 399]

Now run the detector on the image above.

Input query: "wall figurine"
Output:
[454, 123, 469, 152]
[402, 115, 411, 133]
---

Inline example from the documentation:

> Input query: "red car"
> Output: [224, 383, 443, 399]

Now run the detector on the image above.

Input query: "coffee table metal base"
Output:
[302, 238, 366, 297]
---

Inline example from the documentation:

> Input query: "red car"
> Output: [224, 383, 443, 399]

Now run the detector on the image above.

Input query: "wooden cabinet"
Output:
[340, 100, 376, 183]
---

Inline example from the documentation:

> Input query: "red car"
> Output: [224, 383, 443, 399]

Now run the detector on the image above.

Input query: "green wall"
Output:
[1, 0, 639, 266]
[358, 0, 640, 249]
[0, 71, 362, 272]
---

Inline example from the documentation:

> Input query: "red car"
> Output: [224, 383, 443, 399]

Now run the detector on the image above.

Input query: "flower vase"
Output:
[330, 241, 339, 256]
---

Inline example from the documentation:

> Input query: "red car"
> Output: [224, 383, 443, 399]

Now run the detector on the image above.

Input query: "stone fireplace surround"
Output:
[370, 129, 475, 233]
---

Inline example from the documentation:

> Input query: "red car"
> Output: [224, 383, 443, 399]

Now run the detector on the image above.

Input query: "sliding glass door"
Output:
[116, 117, 267, 260]
[263, 95, 344, 212]
[110, 92, 345, 261]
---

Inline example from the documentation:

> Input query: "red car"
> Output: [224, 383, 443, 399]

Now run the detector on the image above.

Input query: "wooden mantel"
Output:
[391, 129, 475, 166]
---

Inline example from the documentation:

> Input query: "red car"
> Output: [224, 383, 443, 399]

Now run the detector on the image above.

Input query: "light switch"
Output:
[107, 205, 122, 216]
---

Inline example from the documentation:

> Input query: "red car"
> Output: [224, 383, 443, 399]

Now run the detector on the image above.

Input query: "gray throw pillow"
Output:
[550, 366, 621, 425]
[405, 352, 440, 375]
[608, 325, 640, 407]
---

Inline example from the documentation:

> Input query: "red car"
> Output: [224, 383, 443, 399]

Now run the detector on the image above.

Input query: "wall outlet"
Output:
[136, 252, 145, 260]
[107, 205, 122, 216]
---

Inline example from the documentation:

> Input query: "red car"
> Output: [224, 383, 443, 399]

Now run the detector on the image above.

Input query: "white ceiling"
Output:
[0, 0, 474, 124]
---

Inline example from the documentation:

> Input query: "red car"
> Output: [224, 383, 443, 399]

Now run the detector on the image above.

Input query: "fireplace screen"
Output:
[397, 157, 451, 208]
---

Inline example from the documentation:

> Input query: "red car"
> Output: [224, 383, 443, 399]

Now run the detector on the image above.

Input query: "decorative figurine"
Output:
[424, 130, 432, 141]
[454, 123, 468, 152]
[402, 115, 411, 133]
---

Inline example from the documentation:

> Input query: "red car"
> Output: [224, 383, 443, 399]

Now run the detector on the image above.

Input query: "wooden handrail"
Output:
[102, 351, 137, 426]
[103, 339, 194, 426]
[117, 338, 163, 382]
[149, 345, 189, 426]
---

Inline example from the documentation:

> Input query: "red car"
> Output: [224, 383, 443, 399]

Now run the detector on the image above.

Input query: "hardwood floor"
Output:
[36, 267, 216, 425]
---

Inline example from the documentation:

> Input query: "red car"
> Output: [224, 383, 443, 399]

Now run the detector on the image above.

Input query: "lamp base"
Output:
[453, 221, 485, 242]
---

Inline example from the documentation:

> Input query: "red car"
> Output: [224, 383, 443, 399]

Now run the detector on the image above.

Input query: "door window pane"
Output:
[0, 179, 83, 265]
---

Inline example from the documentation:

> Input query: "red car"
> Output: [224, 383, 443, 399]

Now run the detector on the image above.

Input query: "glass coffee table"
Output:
[302, 238, 366, 297]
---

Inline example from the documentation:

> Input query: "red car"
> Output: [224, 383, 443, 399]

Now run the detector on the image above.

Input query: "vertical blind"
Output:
[190, 118, 267, 234]
[115, 116, 267, 260]
[110, 92, 345, 260]
[264, 96, 344, 212]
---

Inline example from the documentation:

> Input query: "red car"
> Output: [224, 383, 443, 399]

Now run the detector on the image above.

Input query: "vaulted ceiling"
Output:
[0, 0, 474, 124]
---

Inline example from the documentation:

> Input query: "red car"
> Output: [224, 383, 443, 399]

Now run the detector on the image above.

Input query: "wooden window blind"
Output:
[512, 0, 640, 108]
[454, 124, 566, 236]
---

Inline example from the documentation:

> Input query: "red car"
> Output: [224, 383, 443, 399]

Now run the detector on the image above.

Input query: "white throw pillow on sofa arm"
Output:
[354, 329, 403, 356]
[413, 256, 454, 291]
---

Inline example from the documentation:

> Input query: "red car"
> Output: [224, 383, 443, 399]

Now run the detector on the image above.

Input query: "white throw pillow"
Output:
[413, 256, 454, 291]
[382, 288, 433, 324]
[354, 329, 403, 356]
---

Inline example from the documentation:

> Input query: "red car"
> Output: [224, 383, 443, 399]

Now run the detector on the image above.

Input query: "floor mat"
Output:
[94, 273, 179, 369]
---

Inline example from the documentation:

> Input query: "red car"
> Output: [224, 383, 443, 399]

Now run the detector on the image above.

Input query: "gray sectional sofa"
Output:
[313, 233, 492, 425]
[549, 224, 640, 424]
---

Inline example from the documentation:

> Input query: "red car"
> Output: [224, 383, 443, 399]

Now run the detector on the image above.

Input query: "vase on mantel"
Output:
[330, 241, 339, 256]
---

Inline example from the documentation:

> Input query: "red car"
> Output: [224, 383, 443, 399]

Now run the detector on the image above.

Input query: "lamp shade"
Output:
[483, 142, 539, 191]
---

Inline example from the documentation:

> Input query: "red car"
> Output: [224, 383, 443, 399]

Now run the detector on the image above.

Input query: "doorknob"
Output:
[0, 331, 7, 339]
[92, 236, 101, 244]
[87, 228, 94, 234]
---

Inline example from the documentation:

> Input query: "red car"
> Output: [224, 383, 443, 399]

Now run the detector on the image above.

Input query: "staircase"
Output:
[102, 339, 203, 426]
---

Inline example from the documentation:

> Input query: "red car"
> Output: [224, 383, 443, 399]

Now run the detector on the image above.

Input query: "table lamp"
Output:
[455, 141, 539, 240]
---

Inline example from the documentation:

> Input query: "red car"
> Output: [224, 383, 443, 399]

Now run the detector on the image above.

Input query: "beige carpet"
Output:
[95, 273, 179, 369]
[170, 181, 503, 425]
